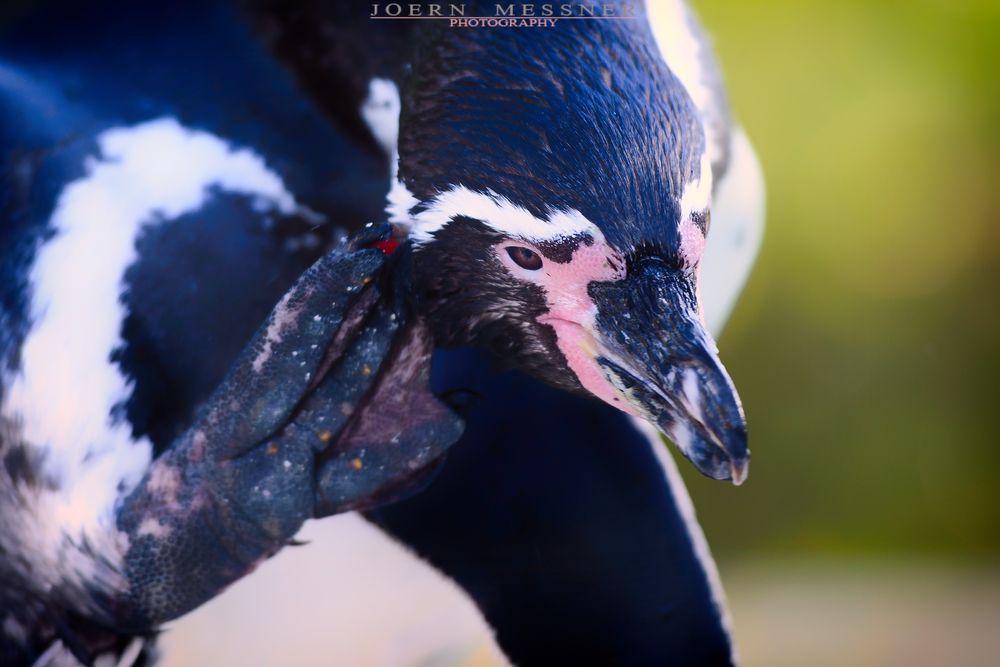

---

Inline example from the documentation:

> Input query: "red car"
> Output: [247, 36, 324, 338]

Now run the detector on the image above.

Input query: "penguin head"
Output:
[391, 21, 748, 483]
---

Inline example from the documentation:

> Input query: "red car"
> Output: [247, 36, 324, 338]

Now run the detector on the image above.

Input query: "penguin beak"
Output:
[588, 259, 749, 484]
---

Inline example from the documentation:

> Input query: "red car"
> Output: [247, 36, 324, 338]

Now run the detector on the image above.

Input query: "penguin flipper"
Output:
[112, 229, 462, 630]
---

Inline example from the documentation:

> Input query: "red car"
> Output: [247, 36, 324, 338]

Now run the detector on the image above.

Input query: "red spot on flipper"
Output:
[370, 238, 399, 255]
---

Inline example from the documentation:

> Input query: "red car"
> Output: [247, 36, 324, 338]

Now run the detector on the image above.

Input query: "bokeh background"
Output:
[680, 0, 1000, 664]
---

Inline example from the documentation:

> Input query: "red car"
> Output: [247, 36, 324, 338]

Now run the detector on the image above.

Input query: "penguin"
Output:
[0, 1, 765, 665]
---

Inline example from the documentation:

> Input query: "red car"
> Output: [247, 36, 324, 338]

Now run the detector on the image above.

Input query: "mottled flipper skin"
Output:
[113, 227, 462, 629]
[0, 1, 428, 660]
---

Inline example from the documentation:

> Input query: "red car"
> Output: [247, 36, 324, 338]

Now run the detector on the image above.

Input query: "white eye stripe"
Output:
[679, 151, 713, 220]
[388, 182, 605, 246]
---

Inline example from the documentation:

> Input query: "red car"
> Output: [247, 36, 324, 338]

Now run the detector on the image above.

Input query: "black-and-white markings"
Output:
[1, 118, 305, 551]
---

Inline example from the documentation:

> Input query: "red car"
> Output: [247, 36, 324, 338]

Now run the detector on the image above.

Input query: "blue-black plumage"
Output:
[0, 1, 763, 665]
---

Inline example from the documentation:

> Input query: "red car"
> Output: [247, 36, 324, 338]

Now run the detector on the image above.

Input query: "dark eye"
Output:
[506, 246, 543, 270]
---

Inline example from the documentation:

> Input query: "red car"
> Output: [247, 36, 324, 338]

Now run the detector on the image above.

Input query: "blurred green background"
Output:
[680, 0, 1000, 663]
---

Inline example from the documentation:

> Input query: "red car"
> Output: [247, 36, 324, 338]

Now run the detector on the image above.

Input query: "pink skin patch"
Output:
[679, 216, 709, 325]
[678, 218, 706, 268]
[495, 236, 639, 415]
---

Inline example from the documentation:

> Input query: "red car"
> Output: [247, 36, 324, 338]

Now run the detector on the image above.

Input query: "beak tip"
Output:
[729, 457, 749, 486]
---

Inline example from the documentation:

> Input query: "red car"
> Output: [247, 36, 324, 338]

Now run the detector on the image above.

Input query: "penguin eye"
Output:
[506, 246, 543, 271]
